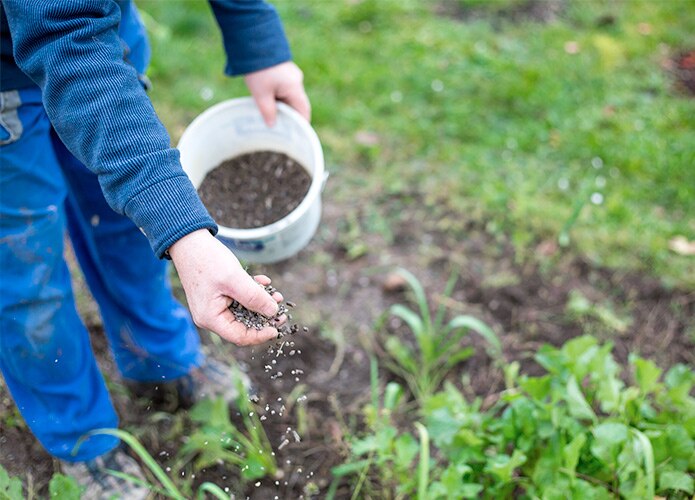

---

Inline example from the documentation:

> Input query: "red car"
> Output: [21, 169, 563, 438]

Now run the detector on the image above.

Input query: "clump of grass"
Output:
[378, 268, 502, 402]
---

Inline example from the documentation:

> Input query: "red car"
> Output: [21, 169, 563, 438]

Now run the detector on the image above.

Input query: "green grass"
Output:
[140, 0, 695, 287]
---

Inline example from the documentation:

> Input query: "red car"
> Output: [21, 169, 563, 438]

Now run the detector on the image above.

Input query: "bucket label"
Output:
[227, 238, 265, 252]
[231, 116, 295, 141]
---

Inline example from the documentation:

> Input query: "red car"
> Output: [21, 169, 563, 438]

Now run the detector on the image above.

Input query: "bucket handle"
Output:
[321, 171, 330, 192]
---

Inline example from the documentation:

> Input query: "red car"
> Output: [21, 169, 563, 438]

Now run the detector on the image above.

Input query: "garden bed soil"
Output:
[435, 0, 565, 25]
[1, 188, 693, 498]
[671, 49, 695, 96]
[197, 151, 311, 229]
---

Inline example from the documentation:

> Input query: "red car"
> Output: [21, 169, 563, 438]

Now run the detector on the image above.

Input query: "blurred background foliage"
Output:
[141, 0, 695, 288]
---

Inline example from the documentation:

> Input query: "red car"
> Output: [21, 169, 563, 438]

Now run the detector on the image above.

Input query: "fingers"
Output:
[206, 312, 279, 346]
[253, 92, 278, 127]
[229, 273, 279, 318]
[282, 89, 312, 123]
[253, 274, 271, 286]
[253, 274, 283, 302]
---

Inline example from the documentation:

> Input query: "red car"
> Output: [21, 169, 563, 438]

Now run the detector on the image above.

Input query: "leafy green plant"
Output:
[335, 335, 695, 498]
[177, 373, 276, 484]
[0, 464, 22, 500]
[1, 460, 82, 500]
[378, 268, 502, 402]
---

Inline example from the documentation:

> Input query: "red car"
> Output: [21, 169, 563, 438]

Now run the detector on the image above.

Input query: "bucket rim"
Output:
[177, 97, 325, 240]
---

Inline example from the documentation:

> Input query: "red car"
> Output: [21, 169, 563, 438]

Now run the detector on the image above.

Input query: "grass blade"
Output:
[414, 422, 430, 500]
[390, 304, 425, 339]
[197, 482, 231, 500]
[631, 429, 655, 499]
[370, 356, 379, 413]
[446, 315, 502, 361]
[433, 268, 459, 332]
[78, 428, 184, 499]
[395, 268, 431, 326]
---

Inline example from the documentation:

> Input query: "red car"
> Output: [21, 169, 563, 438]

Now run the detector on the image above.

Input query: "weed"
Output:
[330, 358, 416, 500]
[378, 268, 502, 402]
[177, 371, 277, 484]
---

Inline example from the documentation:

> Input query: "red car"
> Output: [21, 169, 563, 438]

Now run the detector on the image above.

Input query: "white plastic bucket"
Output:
[177, 97, 325, 264]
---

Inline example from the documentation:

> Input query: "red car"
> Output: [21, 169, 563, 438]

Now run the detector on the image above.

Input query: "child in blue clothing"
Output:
[0, 1, 310, 497]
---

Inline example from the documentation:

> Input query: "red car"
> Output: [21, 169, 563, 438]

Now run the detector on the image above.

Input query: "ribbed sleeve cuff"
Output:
[222, 17, 292, 76]
[124, 175, 218, 258]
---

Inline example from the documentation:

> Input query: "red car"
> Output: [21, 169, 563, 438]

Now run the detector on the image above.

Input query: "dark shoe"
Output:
[60, 446, 149, 500]
[129, 358, 255, 411]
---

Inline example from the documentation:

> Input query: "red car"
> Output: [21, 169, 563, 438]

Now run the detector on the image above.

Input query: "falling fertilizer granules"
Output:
[197, 150, 311, 229]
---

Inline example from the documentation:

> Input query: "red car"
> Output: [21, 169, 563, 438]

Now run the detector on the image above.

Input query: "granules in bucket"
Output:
[197, 151, 311, 229]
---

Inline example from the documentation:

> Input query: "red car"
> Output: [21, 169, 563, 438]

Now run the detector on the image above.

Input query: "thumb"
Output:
[229, 274, 279, 318]
[253, 92, 277, 127]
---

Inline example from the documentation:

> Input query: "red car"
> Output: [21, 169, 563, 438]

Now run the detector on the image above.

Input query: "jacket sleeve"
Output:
[3, 0, 217, 258]
[208, 0, 292, 76]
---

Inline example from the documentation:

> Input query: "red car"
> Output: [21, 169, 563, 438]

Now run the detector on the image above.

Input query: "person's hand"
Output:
[168, 229, 284, 346]
[244, 61, 311, 127]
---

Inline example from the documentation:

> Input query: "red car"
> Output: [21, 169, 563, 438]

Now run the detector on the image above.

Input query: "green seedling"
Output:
[178, 369, 277, 483]
[379, 268, 502, 402]
[329, 359, 415, 500]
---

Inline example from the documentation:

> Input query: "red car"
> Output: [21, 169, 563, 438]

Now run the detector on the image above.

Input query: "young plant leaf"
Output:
[394, 268, 431, 326]
[658, 470, 694, 495]
[446, 315, 502, 360]
[562, 433, 587, 479]
[48, 474, 81, 500]
[565, 376, 597, 423]
[630, 428, 655, 499]
[629, 355, 662, 395]
[591, 422, 629, 466]
[414, 422, 430, 500]
[390, 304, 426, 339]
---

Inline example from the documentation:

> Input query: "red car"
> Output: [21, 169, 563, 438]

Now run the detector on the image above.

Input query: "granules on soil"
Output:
[229, 284, 307, 339]
[198, 151, 312, 229]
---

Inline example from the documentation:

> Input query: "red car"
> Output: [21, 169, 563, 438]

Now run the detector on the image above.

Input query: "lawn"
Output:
[1, 0, 694, 498]
[142, 0, 695, 288]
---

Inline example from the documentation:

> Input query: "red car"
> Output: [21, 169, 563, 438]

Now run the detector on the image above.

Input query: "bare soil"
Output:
[197, 151, 311, 229]
[671, 49, 695, 96]
[1, 187, 693, 498]
[435, 0, 565, 25]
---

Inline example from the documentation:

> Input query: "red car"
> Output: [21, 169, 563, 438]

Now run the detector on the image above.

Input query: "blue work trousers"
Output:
[0, 87, 204, 461]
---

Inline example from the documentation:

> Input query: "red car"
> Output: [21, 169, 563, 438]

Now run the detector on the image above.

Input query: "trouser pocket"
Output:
[0, 90, 23, 146]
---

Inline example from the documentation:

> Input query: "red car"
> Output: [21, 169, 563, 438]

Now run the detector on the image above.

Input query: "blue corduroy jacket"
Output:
[1, 0, 292, 257]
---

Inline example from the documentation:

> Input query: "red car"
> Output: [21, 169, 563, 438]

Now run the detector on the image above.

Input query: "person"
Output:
[0, 1, 310, 497]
